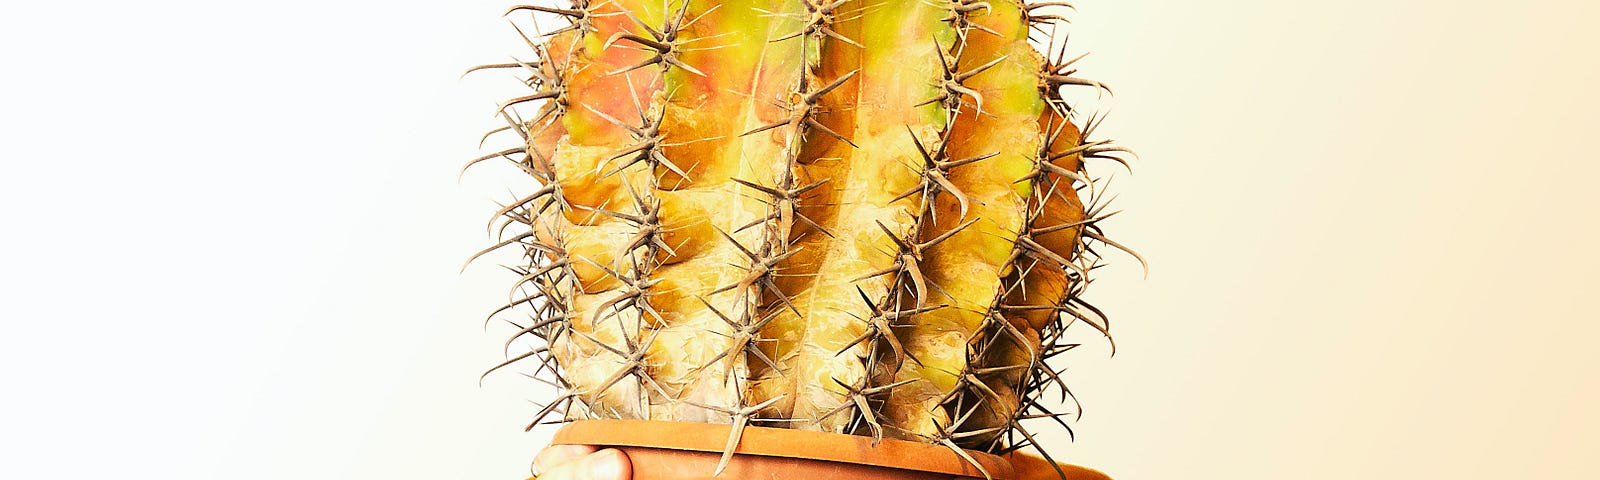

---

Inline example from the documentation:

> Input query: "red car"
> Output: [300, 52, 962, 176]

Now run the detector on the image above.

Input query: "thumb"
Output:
[535, 448, 631, 480]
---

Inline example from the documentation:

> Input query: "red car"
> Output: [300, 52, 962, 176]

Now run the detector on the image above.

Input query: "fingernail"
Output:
[588, 449, 627, 480]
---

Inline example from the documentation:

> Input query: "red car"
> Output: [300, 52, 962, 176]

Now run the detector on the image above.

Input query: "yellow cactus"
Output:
[469, 0, 1135, 459]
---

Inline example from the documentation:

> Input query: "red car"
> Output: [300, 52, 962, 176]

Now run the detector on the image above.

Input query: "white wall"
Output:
[2, 1, 1596, 479]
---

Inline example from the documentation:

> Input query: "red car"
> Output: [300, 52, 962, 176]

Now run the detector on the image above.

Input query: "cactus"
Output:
[468, 0, 1136, 466]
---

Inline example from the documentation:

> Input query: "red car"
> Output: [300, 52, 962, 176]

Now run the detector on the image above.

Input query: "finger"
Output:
[533, 444, 597, 476]
[538, 448, 631, 480]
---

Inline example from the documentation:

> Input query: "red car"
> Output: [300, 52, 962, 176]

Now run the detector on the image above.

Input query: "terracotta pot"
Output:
[544, 419, 1013, 480]
[1003, 451, 1113, 480]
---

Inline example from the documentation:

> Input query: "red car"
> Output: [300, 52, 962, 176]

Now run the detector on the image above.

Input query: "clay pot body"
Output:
[548, 419, 1012, 480]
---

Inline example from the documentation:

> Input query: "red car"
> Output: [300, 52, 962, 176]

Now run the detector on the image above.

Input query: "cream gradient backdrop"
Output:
[2, 1, 1596, 479]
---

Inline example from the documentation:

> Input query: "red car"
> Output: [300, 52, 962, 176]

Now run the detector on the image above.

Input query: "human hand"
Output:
[530, 444, 631, 480]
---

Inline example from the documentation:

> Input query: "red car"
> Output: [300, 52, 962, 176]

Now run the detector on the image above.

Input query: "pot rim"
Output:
[550, 419, 1012, 479]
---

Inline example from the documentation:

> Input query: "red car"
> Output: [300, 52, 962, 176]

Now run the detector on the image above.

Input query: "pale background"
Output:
[3, 1, 1597, 479]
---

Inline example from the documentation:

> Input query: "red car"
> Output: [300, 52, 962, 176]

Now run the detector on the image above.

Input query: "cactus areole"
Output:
[468, 0, 1136, 465]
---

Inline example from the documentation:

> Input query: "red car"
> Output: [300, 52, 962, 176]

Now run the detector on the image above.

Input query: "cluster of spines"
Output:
[876, 1, 1044, 458]
[471, 0, 673, 425]
[465, 1, 1137, 476]
[464, 5, 577, 427]
[874, 2, 988, 446]
[950, 5, 1143, 467]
